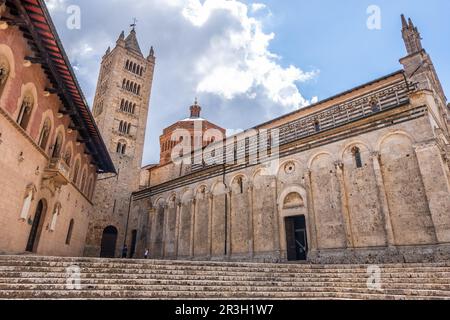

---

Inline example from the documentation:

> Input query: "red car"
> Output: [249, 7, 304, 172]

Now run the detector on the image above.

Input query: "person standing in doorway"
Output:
[144, 248, 149, 259]
[121, 245, 128, 258]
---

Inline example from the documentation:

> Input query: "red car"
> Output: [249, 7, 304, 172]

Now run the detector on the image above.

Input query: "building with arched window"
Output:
[0, 1, 115, 257]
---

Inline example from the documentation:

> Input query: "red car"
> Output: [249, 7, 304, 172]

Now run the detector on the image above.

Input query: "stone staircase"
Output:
[0, 255, 449, 300]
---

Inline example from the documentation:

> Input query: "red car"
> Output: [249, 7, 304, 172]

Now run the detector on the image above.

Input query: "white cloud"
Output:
[48, 0, 318, 164]
[251, 3, 266, 13]
[178, 0, 317, 110]
[44, 0, 66, 12]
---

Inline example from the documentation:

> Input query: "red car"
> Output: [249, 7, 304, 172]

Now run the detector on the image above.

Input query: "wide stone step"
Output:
[2, 277, 450, 291]
[1, 272, 449, 286]
[2, 260, 450, 274]
[0, 289, 446, 300]
[1, 256, 449, 269]
[1, 268, 449, 283]
[1, 283, 449, 298]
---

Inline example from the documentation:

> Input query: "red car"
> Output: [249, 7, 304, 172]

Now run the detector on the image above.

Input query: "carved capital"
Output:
[334, 161, 344, 170]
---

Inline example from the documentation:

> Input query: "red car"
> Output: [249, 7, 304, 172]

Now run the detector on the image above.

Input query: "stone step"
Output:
[1, 283, 449, 298]
[2, 259, 450, 273]
[0, 265, 450, 277]
[1, 277, 450, 290]
[1, 255, 449, 269]
[1, 272, 449, 286]
[0, 289, 446, 300]
[1, 266, 449, 280]
[1, 256, 449, 299]
[2, 273, 449, 284]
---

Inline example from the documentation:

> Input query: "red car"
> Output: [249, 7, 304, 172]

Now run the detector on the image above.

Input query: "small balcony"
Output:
[43, 157, 71, 187]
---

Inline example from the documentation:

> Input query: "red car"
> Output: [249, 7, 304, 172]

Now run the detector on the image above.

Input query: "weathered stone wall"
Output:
[132, 100, 450, 263]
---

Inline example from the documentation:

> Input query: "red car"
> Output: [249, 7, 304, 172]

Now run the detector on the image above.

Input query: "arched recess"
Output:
[211, 182, 227, 257]
[178, 189, 193, 257]
[193, 185, 210, 257]
[0, 44, 15, 102]
[379, 133, 436, 245]
[252, 169, 277, 255]
[278, 186, 310, 261]
[341, 142, 386, 247]
[15, 83, 38, 132]
[151, 198, 166, 258]
[51, 125, 66, 159]
[308, 152, 346, 249]
[164, 194, 178, 258]
[63, 142, 74, 167]
[100, 225, 118, 258]
[37, 118, 52, 152]
[229, 175, 251, 256]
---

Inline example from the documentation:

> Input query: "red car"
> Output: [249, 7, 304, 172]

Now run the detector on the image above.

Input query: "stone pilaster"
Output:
[371, 151, 395, 246]
[414, 141, 450, 243]
[304, 170, 319, 251]
[334, 161, 354, 248]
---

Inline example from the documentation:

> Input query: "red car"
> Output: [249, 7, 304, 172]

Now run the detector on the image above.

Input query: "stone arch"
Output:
[164, 193, 178, 258]
[277, 185, 307, 211]
[229, 173, 251, 256]
[277, 185, 311, 261]
[307, 151, 335, 170]
[376, 130, 415, 153]
[37, 117, 52, 152]
[309, 152, 346, 249]
[151, 198, 166, 258]
[100, 225, 118, 258]
[340, 141, 386, 247]
[379, 132, 436, 245]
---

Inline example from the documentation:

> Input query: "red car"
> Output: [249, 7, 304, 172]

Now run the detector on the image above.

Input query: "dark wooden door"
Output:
[100, 226, 118, 258]
[285, 215, 308, 261]
[26, 200, 45, 252]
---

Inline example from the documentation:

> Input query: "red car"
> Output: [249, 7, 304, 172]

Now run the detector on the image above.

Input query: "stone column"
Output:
[414, 141, 450, 243]
[190, 198, 196, 258]
[247, 182, 254, 259]
[304, 170, 319, 251]
[334, 161, 354, 248]
[174, 200, 181, 258]
[161, 203, 168, 258]
[148, 206, 156, 258]
[371, 151, 395, 246]
[207, 192, 213, 259]
[226, 190, 232, 259]
[271, 176, 281, 260]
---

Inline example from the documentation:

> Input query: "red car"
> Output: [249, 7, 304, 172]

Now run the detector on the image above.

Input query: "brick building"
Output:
[0, 0, 114, 256]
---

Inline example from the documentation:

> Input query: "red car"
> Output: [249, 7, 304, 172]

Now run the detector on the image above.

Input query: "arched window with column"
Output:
[0, 55, 10, 98]
[352, 146, 363, 168]
[51, 132, 63, 159]
[72, 159, 80, 184]
[17, 95, 34, 130]
[37, 119, 51, 151]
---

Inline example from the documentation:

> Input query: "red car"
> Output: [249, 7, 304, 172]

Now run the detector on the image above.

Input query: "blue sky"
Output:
[45, 0, 450, 165]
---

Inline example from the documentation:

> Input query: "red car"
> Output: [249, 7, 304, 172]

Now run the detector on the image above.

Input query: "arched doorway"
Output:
[100, 226, 118, 258]
[278, 189, 309, 261]
[26, 200, 47, 252]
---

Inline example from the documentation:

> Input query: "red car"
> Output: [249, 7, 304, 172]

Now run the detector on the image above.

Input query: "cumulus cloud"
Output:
[46, 0, 318, 164]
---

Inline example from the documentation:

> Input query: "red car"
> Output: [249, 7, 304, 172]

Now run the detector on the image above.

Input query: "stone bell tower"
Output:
[84, 26, 156, 258]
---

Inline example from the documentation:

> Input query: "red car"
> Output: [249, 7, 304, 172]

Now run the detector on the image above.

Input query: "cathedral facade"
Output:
[127, 16, 450, 264]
